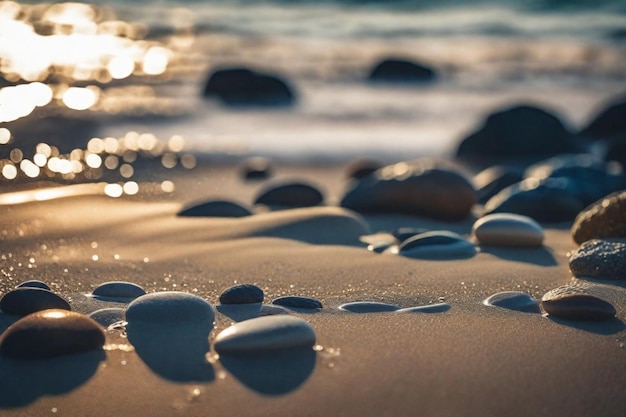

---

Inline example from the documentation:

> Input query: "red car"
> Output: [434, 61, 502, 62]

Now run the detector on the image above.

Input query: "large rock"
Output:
[580, 98, 626, 139]
[571, 190, 626, 244]
[340, 161, 476, 221]
[202, 67, 295, 107]
[367, 58, 437, 84]
[569, 239, 626, 280]
[455, 104, 580, 166]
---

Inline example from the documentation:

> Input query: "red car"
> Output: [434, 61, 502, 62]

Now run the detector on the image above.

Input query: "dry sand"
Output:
[0, 162, 624, 417]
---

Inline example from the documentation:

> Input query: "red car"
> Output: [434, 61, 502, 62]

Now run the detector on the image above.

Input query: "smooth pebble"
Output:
[16, 280, 50, 290]
[219, 284, 264, 305]
[395, 303, 451, 313]
[338, 301, 400, 313]
[0, 288, 71, 316]
[473, 213, 544, 247]
[483, 291, 540, 313]
[254, 182, 324, 208]
[177, 200, 253, 218]
[272, 296, 322, 310]
[88, 308, 126, 327]
[397, 231, 477, 259]
[541, 286, 616, 321]
[92, 281, 146, 299]
[126, 292, 215, 325]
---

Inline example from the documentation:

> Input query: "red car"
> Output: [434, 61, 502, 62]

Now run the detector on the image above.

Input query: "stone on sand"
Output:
[395, 303, 451, 313]
[88, 308, 126, 327]
[541, 286, 616, 321]
[338, 301, 400, 313]
[569, 239, 626, 280]
[219, 284, 264, 305]
[367, 58, 437, 83]
[272, 296, 322, 310]
[483, 291, 540, 313]
[0, 288, 71, 316]
[473, 213, 544, 247]
[16, 280, 50, 290]
[125, 292, 214, 325]
[254, 181, 324, 208]
[177, 199, 253, 218]
[92, 281, 146, 299]
[397, 230, 476, 259]
[473, 165, 524, 204]
[571, 190, 626, 244]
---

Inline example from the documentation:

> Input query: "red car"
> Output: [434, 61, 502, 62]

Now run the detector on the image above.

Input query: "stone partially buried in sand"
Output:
[219, 284, 264, 305]
[92, 281, 146, 299]
[177, 199, 253, 218]
[569, 239, 626, 280]
[88, 308, 126, 327]
[367, 58, 437, 83]
[483, 291, 540, 313]
[338, 301, 400, 313]
[0, 309, 105, 359]
[571, 190, 626, 244]
[396, 230, 476, 259]
[473, 213, 544, 247]
[16, 280, 50, 290]
[541, 286, 616, 321]
[125, 292, 215, 325]
[254, 182, 324, 208]
[0, 288, 71, 316]
[213, 316, 316, 354]
[272, 296, 322, 310]
[340, 161, 476, 221]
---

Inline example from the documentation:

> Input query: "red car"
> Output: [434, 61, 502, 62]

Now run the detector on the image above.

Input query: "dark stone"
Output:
[395, 303, 451, 313]
[473, 165, 525, 204]
[0, 288, 71, 316]
[569, 239, 626, 280]
[572, 190, 626, 244]
[367, 240, 394, 253]
[92, 281, 146, 299]
[344, 158, 383, 180]
[272, 296, 322, 310]
[541, 286, 616, 321]
[340, 161, 476, 221]
[88, 308, 126, 327]
[240, 157, 274, 180]
[16, 280, 50, 291]
[455, 104, 580, 166]
[219, 284, 264, 305]
[0, 310, 105, 359]
[367, 58, 437, 84]
[391, 227, 429, 243]
[202, 67, 295, 107]
[177, 199, 253, 218]
[254, 182, 324, 208]
[580, 98, 626, 139]
[484, 177, 586, 223]
[605, 138, 626, 167]
[338, 301, 400, 313]
[399, 231, 465, 252]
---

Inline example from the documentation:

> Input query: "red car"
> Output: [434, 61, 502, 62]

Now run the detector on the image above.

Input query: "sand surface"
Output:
[0, 163, 625, 417]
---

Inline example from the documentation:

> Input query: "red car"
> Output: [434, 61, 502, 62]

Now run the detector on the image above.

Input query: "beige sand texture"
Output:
[0, 164, 625, 417]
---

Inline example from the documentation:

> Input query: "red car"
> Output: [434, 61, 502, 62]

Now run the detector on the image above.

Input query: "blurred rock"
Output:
[367, 58, 437, 84]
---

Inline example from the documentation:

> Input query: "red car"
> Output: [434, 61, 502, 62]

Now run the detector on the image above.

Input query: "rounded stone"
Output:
[580, 98, 626, 139]
[272, 296, 322, 310]
[395, 303, 451, 313]
[126, 292, 215, 325]
[569, 239, 626, 280]
[541, 286, 616, 321]
[391, 227, 429, 243]
[340, 161, 476, 221]
[397, 230, 476, 259]
[473, 165, 524, 204]
[367, 58, 437, 83]
[177, 199, 253, 218]
[0, 288, 71, 316]
[254, 182, 324, 208]
[338, 301, 400, 313]
[572, 190, 626, 244]
[92, 281, 146, 299]
[219, 284, 264, 305]
[213, 316, 316, 354]
[473, 213, 544, 247]
[0, 309, 105, 359]
[16, 280, 50, 290]
[483, 291, 540, 313]
[88, 308, 126, 327]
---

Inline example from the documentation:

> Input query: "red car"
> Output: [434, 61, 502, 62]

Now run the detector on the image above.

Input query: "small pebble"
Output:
[272, 296, 322, 309]
[473, 213, 544, 247]
[88, 308, 126, 327]
[126, 292, 215, 325]
[483, 291, 540, 313]
[338, 302, 400, 313]
[254, 182, 324, 208]
[177, 200, 253, 218]
[219, 284, 264, 305]
[395, 303, 451, 313]
[213, 315, 316, 354]
[0, 288, 71, 316]
[397, 231, 476, 259]
[569, 239, 626, 280]
[16, 280, 50, 290]
[0, 309, 105, 359]
[92, 281, 146, 299]
[541, 286, 616, 321]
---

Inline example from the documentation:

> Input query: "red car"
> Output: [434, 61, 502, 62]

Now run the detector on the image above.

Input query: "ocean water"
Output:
[2, 0, 626, 161]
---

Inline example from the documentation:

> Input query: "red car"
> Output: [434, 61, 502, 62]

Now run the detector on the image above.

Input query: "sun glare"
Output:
[62, 86, 99, 110]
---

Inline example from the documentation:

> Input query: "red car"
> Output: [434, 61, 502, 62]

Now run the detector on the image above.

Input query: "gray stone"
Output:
[0, 309, 105, 359]
[391, 227, 429, 243]
[338, 301, 400, 313]
[0, 288, 71, 316]
[272, 296, 322, 310]
[254, 182, 324, 208]
[396, 230, 476, 259]
[473, 165, 524, 204]
[92, 281, 146, 299]
[541, 286, 616, 321]
[126, 292, 214, 325]
[88, 308, 126, 327]
[367, 58, 437, 84]
[473, 213, 544, 247]
[219, 284, 264, 305]
[177, 200, 253, 218]
[16, 280, 50, 290]
[213, 316, 316, 354]
[569, 239, 626, 280]
[395, 303, 451, 313]
[483, 291, 540, 313]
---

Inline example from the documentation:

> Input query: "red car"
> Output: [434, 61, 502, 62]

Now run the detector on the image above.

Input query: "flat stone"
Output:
[272, 296, 322, 310]
[0, 288, 71, 316]
[213, 316, 316, 354]
[125, 292, 215, 325]
[483, 291, 540, 313]
[177, 199, 253, 218]
[0, 309, 105, 359]
[88, 308, 126, 327]
[541, 286, 616, 321]
[572, 190, 626, 244]
[395, 303, 451, 313]
[367, 58, 437, 83]
[16, 280, 50, 290]
[254, 182, 324, 208]
[338, 301, 400, 313]
[217, 303, 290, 322]
[219, 284, 264, 305]
[397, 231, 477, 259]
[473, 213, 544, 247]
[569, 239, 626, 280]
[92, 281, 146, 299]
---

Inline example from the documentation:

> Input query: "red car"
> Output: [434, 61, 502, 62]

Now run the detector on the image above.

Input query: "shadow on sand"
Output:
[479, 246, 558, 266]
[547, 316, 626, 335]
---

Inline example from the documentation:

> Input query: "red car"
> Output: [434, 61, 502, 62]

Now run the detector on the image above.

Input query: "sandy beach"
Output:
[0, 161, 624, 417]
